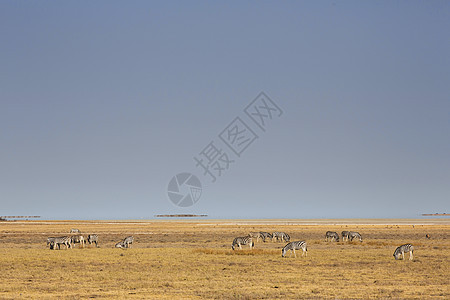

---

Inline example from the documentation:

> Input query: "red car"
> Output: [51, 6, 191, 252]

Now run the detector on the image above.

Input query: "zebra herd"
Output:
[46, 229, 131, 250]
[48, 228, 414, 260]
[325, 231, 363, 242]
[47, 234, 99, 250]
[232, 230, 414, 260]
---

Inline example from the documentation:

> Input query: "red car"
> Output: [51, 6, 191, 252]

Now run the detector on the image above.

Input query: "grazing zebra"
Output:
[87, 234, 99, 247]
[259, 232, 272, 242]
[282, 241, 307, 258]
[70, 235, 85, 248]
[272, 232, 290, 242]
[70, 228, 81, 233]
[348, 231, 363, 242]
[248, 232, 263, 242]
[231, 236, 254, 250]
[393, 244, 414, 260]
[325, 231, 339, 242]
[341, 231, 350, 241]
[47, 237, 57, 249]
[115, 236, 134, 249]
[48, 236, 71, 250]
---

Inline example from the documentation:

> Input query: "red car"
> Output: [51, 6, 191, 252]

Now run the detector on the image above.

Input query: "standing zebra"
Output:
[393, 244, 414, 260]
[282, 241, 307, 258]
[70, 228, 81, 233]
[115, 236, 134, 249]
[341, 231, 350, 241]
[325, 231, 339, 242]
[87, 234, 99, 247]
[272, 232, 290, 242]
[70, 235, 85, 248]
[47, 236, 71, 250]
[348, 231, 363, 242]
[123, 236, 134, 248]
[231, 236, 254, 250]
[248, 232, 263, 242]
[259, 232, 272, 242]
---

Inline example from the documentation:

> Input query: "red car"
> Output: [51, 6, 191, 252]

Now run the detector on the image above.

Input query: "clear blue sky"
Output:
[1, 1, 449, 219]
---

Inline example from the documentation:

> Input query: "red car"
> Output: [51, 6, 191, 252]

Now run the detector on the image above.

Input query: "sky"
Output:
[1, 1, 449, 219]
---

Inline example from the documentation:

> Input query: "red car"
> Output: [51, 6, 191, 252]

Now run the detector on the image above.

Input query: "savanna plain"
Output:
[0, 219, 448, 299]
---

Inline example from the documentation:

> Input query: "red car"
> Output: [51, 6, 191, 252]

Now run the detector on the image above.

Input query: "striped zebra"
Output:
[231, 236, 254, 250]
[47, 236, 71, 250]
[325, 231, 339, 242]
[259, 232, 272, 242]
[341, 231, 350, 241]
[272, 232, 290, 242]
[282, 241, 307, 258]
[70, 235, 85, 248]
[248, 232, 263, 242]
[115, 241, 126, 249]
[87, 234, 99, 247]
[70, 228, 81, 233]
[115, 236, 134, 249]
[348, 231, 363, 242]
[393, 244, 414, 260]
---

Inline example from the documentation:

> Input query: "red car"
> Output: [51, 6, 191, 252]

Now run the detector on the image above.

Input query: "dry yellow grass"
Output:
[0, 219, 449, 299]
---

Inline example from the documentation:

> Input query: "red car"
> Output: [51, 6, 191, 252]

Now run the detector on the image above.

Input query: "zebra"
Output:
[282, 241, 307, 258]
[393, 244, 414, 260]
[70, 235, 85, 248]
[231, 236, 254, 250]
[325, 231, 339, 242]
[272, 232, 290, 242]
[348, 231, 363, 242]
[341, 231, 350, 241]
[123, 236, 134, 248]
[248, 232, 263, 242]
[259, 232, 273, 242]
[115, 236, 134, 249]
[47, 237, 57, 249]
[87, 234, 99, 247]
[47, 236, 71, 250]
[70, 228, 81, 233]
[115, 241, 127, 249]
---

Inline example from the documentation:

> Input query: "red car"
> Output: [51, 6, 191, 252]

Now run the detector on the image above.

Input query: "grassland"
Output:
[0, 219, 449, 299]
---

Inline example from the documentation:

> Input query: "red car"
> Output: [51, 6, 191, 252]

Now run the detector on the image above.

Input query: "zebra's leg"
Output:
[402, 252, 405, 260]
[239, 244, 242, 250]
[409, 251, 413, 260]
[293, 248, 296, 258]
